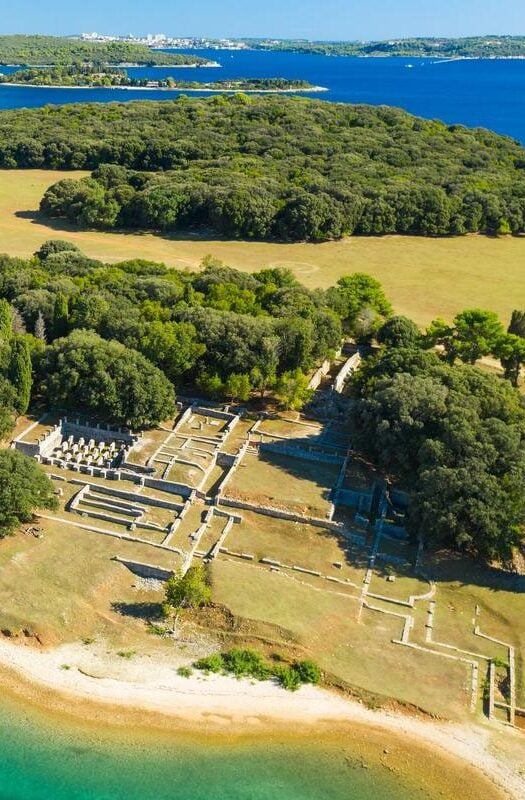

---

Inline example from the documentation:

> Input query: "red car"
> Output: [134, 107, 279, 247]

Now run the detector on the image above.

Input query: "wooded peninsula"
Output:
[0, 34, 213, 67]
[0, 67, 318, 93]
[242, 35, 525, 59]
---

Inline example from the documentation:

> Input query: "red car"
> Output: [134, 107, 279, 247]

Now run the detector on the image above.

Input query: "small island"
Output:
[0, 67, 325, 93]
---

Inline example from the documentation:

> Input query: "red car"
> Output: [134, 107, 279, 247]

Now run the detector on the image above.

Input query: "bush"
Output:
[177, 666, 193, 678]
[194, 653, 224, 673]
[35, 239, 80, 261]
[275, 666, 301, 692]
[222, 648, 273, 680]
[293, 660, 321, 685]
[192, 647, 322, 692]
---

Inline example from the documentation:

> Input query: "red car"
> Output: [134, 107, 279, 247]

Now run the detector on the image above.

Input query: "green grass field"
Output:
[2, 170, 525, 324]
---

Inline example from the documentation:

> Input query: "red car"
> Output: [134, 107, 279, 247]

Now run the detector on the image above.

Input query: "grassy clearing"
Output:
[0, 519, 177, 645]
[229, 451, 338, 516]
[427, 553, 525, 707]
[225, 509, 364, 584]
[125, 427, 172, 466]
[257, 418, 322, 440]
[2, 170, 525, 325]
[221, 418, 254, 455]
[210, 558, 470, 719]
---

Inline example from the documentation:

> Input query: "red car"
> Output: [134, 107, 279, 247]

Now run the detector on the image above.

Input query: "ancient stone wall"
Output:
[112, 557, 174, 581]
[217, 495, 343, 531]
[259, 441, 344, 465]
[308, 358, 331, 390]
[333, 352, 361, 394]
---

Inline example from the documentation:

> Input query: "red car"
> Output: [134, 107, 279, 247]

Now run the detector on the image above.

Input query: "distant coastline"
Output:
[0, 62, 221, 69]
[1, 82, 327, 94]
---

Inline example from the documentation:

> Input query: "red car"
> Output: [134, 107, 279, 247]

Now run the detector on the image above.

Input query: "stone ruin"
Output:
[15, 416, 142, 471]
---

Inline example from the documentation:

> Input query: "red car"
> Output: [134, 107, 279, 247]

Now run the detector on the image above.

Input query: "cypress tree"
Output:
[0, 299, 12, 342]
[52, 293, 69, 339]
[8, 337, 32, 415]
[508, 309, 525, 338]
[34, 311, 47, 343]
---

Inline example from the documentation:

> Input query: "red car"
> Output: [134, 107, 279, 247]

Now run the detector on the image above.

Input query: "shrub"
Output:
[293, 660, 321, 685]
[275, 666, 301, 692]
[222, 648, 273, 680]
[194, 653, 224, 673]
[116, 650, 135, 659]
[177, 666, 193, 678]
[192, 647, 322, 691]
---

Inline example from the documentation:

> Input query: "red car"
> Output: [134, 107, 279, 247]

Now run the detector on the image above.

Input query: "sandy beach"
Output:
[0, 637, 523, 800]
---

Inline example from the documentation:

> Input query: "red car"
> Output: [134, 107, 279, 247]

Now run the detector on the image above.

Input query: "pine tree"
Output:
[52, 293, 69, 339]
[8, 337, 32, 415]
[34, 311, 47, 343]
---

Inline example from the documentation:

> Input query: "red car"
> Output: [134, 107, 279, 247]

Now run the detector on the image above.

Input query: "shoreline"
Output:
[0, 62, 221, 69]
[0, 82, 327, 93]
[0, 637, 523, 799]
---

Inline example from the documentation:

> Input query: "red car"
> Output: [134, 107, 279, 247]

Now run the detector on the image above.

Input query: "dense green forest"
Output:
[353, 324, 525, 562]
[0, 67, 315, 92]
[242, 35, 525, 58]
[0, 95, 516, 241]
[0, 35, 210, 66]
[0, 240, 391, 430]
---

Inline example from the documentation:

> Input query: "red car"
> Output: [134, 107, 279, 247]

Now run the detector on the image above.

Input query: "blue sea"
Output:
[0, 49, 524, 142]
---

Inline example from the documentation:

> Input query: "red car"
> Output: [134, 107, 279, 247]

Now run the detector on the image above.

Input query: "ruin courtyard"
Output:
[6, 388, 524, 728]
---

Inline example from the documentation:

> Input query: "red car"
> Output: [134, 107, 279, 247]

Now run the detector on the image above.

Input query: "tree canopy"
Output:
[0, 35, 210, 66]
[0, 245, 390, 427]
[0, 450, 58, 537]
[164, 563, 211, 612]
[352, 345, 525, 561]
[0, 95, 522, 240]
[38, 330, 176, 428]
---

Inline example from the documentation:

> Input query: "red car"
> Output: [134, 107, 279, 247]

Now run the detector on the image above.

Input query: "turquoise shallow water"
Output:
[0, 694, 430, 800]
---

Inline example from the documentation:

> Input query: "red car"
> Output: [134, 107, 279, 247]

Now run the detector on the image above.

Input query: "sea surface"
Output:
[0, 50, 525, 142]
[0, 693, 433, 800]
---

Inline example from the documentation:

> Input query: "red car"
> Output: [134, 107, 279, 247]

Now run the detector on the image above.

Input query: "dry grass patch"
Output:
[3, 170, 525, 325]
[221, 418, 254, 454]
[198, 514, 231, 556]
[164, 462, 204, 487]
[125, 427, 172, 466]
[228, 451, 338, 516]
[211, 558, 471, 719]
[425, 553, 525, 706]
[226, 509, 365, 584]
[0, 520, 179, 645]
[369, 563, 428, 604]
[257, 417, 323, 441]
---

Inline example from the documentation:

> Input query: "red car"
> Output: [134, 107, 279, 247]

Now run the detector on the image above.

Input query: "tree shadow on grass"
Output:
[429, 549, 525, 594]
[14, 209, 245, 243]
[111, 601, 163, 620]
